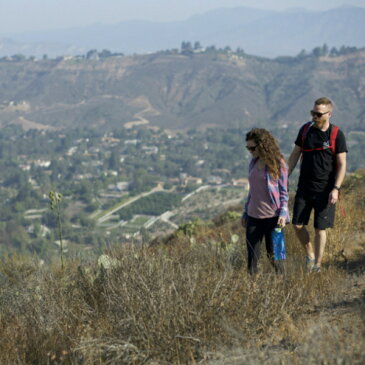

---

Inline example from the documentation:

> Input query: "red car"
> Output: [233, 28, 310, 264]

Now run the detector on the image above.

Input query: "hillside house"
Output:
[142, 145, 159, 155]
[206, 176, 223, 185]
[232, 178, 249, 190]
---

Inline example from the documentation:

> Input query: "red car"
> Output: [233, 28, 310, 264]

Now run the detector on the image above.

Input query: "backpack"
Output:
[300, 121, 339, 155]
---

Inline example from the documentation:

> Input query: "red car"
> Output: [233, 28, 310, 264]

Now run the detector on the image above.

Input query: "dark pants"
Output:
[246, 215, 283, 275]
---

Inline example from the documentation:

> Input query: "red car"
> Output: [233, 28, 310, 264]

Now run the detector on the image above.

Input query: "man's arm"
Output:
[334, 152, 346, 188]
[329, 152, 347, 204]
[287, 145, 302, 177]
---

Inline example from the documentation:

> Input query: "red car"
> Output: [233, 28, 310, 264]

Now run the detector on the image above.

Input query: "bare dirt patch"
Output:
[124, 96, 160, 129]
[9, 116, 58, 131]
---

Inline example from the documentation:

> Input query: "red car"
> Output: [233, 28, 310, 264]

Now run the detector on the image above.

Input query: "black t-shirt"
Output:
[295, 122, 347, 193]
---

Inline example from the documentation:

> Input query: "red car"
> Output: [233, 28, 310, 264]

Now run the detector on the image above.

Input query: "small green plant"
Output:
[177, 219, 203, 237]
[49, 191, 64, 269]
[219, 210, 242, 224]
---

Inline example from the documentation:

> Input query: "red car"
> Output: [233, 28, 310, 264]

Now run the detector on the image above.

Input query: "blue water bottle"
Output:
[272, 227, 286, 260]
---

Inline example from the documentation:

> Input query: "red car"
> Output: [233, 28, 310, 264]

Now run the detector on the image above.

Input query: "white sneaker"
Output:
[310, 265, 321, 273]
[305, 256, 315, 271]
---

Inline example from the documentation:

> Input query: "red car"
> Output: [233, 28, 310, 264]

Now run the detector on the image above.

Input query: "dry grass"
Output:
[0, 171, 364, 364]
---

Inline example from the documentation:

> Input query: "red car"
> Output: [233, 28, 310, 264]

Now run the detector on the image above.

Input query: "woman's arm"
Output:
[277, 161, 289, 223]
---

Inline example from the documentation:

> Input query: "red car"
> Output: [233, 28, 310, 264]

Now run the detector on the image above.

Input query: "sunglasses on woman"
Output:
[246, 145, 257, 152]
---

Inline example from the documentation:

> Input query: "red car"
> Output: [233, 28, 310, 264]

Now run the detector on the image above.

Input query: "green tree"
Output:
[108, 150, 120, 170]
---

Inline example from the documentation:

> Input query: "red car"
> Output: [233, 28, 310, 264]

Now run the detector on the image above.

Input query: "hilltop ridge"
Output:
[1, 48, 365, 132]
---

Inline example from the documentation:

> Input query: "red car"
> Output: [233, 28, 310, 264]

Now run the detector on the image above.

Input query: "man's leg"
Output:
[312, 194, 336, 269]
[314, 228, 327, 267]
[292, 190, 315, 266]
[293, 224, 315, 260]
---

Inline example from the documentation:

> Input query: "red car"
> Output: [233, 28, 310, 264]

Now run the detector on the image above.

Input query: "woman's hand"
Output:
[241, 217, 247, 228]
[277, 216, 286, 228]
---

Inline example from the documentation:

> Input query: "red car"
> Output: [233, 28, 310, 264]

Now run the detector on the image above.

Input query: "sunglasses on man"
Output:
[310, 110, 330, 118]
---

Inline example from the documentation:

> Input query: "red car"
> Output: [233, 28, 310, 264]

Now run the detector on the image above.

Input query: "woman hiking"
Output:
[242, 128, 289, 275]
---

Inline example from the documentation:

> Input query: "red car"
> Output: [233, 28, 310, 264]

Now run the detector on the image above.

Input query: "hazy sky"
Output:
[0, 0, 364, 34]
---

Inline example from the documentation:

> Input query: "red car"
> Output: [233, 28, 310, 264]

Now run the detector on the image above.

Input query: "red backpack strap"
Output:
[301, 121, 314, 150]
[338, 191, 346, 217]
[329, 124, 339, 155]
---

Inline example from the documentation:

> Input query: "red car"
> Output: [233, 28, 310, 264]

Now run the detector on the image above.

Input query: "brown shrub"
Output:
[0, 171, 364, 364]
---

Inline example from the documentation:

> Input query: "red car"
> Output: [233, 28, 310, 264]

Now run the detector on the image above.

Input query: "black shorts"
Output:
[292, 189, 336, 230]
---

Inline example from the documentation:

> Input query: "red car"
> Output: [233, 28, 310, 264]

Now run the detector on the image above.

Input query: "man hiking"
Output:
[288, 97, 347, 272]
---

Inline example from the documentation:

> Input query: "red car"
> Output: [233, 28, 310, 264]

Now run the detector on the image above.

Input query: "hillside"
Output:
[0, 170, 364, 364]
[1, 49, 365, 132]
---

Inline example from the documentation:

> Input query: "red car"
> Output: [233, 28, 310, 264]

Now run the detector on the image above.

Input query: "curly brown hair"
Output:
[246, 128, 285, 179]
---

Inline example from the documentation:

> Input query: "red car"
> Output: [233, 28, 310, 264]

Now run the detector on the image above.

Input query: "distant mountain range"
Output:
[0, 49, 364, 133]
[0, 6, 364, 58]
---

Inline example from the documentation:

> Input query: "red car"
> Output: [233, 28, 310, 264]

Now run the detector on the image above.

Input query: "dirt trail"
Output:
[124, 96, 160, 129]
[96, 184, 164, 224]
[293, 224, 365, 362]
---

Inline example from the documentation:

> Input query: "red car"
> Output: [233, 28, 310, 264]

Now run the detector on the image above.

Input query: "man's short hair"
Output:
[314, 97, 333, 107]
